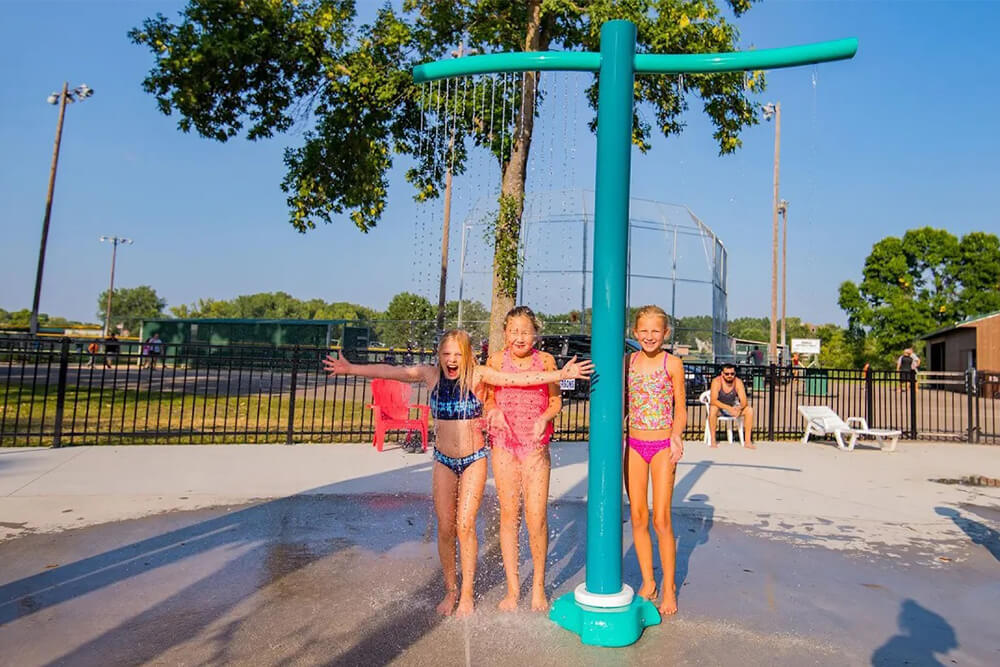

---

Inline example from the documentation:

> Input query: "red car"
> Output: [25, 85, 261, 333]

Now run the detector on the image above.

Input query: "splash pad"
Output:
[413, 20, 856, 646]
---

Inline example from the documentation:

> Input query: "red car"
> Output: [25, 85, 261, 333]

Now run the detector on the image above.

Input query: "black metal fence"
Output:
[2, 336, 997, 446]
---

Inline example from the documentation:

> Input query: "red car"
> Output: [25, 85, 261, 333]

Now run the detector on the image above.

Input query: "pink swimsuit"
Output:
[490, 349, 553, 457]
[627, 352, 674, 464]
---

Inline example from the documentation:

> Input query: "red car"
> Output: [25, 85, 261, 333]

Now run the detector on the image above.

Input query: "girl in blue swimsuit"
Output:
[324, 329, 592, 618]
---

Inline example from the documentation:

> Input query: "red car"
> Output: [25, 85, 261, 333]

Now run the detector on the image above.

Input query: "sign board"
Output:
[791, 338, 821, 354]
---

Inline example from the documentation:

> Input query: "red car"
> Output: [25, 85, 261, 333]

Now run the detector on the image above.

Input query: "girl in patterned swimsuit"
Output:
[324, 330, 591, 618]
[483, 307, 562, 612]
[625, 305, 687, 615]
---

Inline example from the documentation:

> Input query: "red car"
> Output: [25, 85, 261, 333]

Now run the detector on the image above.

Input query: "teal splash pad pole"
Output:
[412, 24, 856, 647]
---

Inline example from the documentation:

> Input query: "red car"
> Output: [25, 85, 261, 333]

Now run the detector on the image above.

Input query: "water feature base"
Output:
[549, 591, 661, 647]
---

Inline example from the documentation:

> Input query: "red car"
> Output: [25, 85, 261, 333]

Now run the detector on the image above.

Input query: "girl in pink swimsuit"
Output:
[484, 306, 562, 612]
[626, 305, 687, 615]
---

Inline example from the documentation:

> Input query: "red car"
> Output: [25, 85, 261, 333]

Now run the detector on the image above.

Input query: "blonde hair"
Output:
[438, 329, 476, 397]
[633, 305, 670, 332]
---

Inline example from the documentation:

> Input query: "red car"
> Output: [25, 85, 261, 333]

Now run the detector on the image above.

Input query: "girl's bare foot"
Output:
[744, 442, 757, 450]
[530, 585, 548, 612]
[498, 589, 519, 611]
[659, 585, 678, 615]
[637, 581, 658, 601]
[709, 442, 719, 449]
[436, 588, 459, 615]
[455, 593, 475, 618]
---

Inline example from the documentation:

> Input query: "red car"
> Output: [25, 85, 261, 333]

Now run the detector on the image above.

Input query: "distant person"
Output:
[751, 345, 764, 365]
[144, 333, 164, 369]
[896, 347, 920, 392]
[790, 352, 803, 386]
[708, 364, 755, 449]
[104, 333, 120, 368]
[86, 340, 100, 368]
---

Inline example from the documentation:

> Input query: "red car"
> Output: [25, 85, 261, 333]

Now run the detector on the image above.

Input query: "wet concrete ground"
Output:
[1, 490, 997, 666]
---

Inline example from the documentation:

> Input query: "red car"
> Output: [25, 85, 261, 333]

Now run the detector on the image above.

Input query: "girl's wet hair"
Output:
[503, 305, 541, 334]
[438, 329, 476, 397]
[633, 305, 670, 332]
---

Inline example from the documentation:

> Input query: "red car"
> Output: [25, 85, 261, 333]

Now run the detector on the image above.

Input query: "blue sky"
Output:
[1, 1, 998, 326]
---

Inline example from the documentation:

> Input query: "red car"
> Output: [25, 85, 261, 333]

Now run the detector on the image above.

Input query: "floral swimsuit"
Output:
[627, 352, 674, 464]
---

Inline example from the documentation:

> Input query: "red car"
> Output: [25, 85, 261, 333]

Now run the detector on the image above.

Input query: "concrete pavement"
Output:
[2, 439, 997, 556]
[0, 439, 998, 665]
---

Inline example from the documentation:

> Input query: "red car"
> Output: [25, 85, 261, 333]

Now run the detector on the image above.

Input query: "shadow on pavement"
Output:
[0, 446, 802, 665]
[935, 506, 1000, 562]
[871, 598, 958, 666]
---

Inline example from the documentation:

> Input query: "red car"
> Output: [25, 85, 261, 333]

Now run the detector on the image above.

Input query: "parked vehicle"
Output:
[536, 334, 708, 402]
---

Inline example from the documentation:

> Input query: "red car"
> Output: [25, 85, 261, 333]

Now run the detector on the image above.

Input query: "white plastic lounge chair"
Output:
[699, 390, 745, 447]
[798, 405, 901, 452]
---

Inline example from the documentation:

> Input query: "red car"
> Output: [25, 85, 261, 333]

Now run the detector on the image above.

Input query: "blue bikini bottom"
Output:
[433, 446, 489, 475]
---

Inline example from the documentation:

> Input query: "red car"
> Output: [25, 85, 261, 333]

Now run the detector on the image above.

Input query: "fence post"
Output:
[286, 346, 299, 445]
[909, 371, 918, 439]
[864, 367, 874, 428]
[52, 337, 71, 448]
[966, 367, 976, 443]
[767, 363, 776, 441]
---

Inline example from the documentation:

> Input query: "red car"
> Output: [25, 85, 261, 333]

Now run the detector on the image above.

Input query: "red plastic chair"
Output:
[368, 378, 430, 452]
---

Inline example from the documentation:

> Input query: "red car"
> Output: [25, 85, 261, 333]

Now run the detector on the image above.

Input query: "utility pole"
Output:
[764, 102, 781, 363]
[99, 236, 132, 336]
[778, 199, 789, 355]
[31, 83, 69, 335]
[30, 82, 94, 335]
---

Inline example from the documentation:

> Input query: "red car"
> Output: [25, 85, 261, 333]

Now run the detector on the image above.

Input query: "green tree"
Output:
[955, 232, 1000, 317]
[170, 293, 379, 322]
[97, 286, 167, 335]
[380, 292, 435, 347]
[727, 316, 769, 342]
[444, 299, 489, 342]
[0, 309, 98, 330]
[839, 227, 1000, 364]
[131, 0, 766, 352]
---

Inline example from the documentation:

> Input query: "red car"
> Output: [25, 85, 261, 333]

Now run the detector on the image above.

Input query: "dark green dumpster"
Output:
[804, 368, 829, 396]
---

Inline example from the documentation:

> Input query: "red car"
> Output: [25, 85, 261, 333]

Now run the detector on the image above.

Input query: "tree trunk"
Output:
[488, 0, 544, 354]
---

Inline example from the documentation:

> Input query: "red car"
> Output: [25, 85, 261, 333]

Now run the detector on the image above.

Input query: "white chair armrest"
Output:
[846, 417, 869, 431]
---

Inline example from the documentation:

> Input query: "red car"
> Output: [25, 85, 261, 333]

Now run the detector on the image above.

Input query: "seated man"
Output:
[709, 364, 755, 449]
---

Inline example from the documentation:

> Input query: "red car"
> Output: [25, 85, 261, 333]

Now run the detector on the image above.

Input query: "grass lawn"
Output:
[1, 383, 373, 446]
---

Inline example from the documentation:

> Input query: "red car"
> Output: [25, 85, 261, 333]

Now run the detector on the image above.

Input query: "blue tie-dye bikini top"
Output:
[430, 372, 483, 420]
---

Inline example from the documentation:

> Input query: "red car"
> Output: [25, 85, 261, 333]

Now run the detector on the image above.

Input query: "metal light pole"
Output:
[456, 223, 471, 329]
[778, 199, 789, 355]
[763, 101, 781, 363]
[30, 82, 95, 335]
[99, 236, 133, 336]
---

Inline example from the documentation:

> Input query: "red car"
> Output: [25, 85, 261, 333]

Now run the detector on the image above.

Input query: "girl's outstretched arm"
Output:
[477, 355, 593, 387]
[323, 354, 435, 384]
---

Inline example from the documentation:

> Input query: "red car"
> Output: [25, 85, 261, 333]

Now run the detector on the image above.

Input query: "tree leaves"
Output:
[839, 227, 1000, 364]
[133, 0, 766, 232]
[96, 285, 167, 334]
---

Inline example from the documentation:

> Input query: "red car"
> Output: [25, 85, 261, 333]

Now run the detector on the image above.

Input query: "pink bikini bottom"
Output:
[628, 436, 671, 464]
